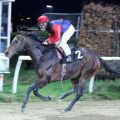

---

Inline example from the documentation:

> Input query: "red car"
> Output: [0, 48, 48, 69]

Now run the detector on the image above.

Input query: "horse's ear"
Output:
[19, 31, 27, 36]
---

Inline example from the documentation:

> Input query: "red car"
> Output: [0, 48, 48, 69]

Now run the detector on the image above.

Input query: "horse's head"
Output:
[4, 35, 26, 58]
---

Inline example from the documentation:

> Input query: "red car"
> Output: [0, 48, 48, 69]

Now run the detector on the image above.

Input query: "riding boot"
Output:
[66, 55, 73, 63]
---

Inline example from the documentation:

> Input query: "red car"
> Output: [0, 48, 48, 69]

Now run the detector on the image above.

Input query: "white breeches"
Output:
[55, 25, 75, 56]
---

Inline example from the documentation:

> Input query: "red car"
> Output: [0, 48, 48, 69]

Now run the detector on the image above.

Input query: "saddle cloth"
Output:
[56, 47, 83, 63]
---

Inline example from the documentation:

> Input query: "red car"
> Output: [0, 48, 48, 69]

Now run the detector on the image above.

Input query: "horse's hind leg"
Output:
[59, 89, 74, 99]
[64, 79, 85, 112]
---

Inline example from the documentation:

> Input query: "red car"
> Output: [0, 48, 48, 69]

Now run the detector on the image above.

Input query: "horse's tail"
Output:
[99, 57, 120, 75]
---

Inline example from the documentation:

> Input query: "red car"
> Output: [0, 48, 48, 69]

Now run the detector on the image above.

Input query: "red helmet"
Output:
[37, 15, 49, 23]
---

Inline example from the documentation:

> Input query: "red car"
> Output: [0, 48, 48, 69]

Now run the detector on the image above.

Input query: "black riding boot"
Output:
[66, 55, 73, 63]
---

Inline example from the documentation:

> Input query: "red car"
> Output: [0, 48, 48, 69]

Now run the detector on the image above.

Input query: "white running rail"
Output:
[12, 56, 120, 94]
[0, 54, 10, 92]
[12, 56, 31, 93]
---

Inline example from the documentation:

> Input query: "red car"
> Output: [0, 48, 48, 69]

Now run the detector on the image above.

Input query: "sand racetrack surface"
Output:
[0, 100, 120, 120]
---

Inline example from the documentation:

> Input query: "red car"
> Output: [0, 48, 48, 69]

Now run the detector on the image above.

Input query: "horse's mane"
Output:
[26, 32, 56, 50]
[27, 34, 42, 42]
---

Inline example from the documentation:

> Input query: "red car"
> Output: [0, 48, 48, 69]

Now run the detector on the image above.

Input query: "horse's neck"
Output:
[30, 46, 58, 66]
[26, 36, 58, 65]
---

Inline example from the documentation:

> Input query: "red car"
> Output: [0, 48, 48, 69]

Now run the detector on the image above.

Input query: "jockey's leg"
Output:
[61, 25, 75, 44]
[59, 25, 75, 62]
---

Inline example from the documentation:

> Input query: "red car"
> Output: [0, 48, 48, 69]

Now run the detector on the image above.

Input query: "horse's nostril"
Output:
[4, 51, 9, 57]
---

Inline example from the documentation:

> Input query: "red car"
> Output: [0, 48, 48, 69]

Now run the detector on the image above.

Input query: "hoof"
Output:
[64, 107, 71, 112]
[58, 95, 65, 100]
[47, 96, 52, 100]
[44, 96, 52, 101]
[57, 99, 63, 104]
[59, 107, 71, 113]
[61, 110, 66, 113]
[59, 109, 67, 114]
[21, 107, 25, 112]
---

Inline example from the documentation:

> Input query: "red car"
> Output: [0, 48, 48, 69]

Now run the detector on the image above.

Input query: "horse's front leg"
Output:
[21, 83, 36, 112]
[33, 87, 52, 101]
[21, 77, 51, 112]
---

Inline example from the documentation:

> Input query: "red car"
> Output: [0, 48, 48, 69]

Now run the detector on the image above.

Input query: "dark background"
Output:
[12, 0, 120, 27]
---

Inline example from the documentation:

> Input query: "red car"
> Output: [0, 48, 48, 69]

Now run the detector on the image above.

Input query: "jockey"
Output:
[37, 15, 75, 62]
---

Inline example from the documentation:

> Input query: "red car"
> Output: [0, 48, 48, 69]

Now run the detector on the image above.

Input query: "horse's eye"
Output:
[15, 40, 18, 43]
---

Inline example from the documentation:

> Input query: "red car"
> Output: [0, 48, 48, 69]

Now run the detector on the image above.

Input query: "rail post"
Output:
[0, 74, 4, 92]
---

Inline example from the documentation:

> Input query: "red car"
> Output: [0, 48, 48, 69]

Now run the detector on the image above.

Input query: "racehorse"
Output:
[4, 32, 120, 112]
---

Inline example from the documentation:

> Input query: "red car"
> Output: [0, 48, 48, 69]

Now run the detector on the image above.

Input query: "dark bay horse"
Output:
[4, 32, 120, 112]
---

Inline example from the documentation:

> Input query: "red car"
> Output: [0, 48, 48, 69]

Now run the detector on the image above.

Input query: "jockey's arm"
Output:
[48, 24, 61, 44]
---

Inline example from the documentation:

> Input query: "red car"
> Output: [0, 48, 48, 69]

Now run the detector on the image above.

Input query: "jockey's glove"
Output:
[42, 39, 49, 45]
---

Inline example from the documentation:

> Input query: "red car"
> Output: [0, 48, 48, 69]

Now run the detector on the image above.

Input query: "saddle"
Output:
[56, 47, 83, 63]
